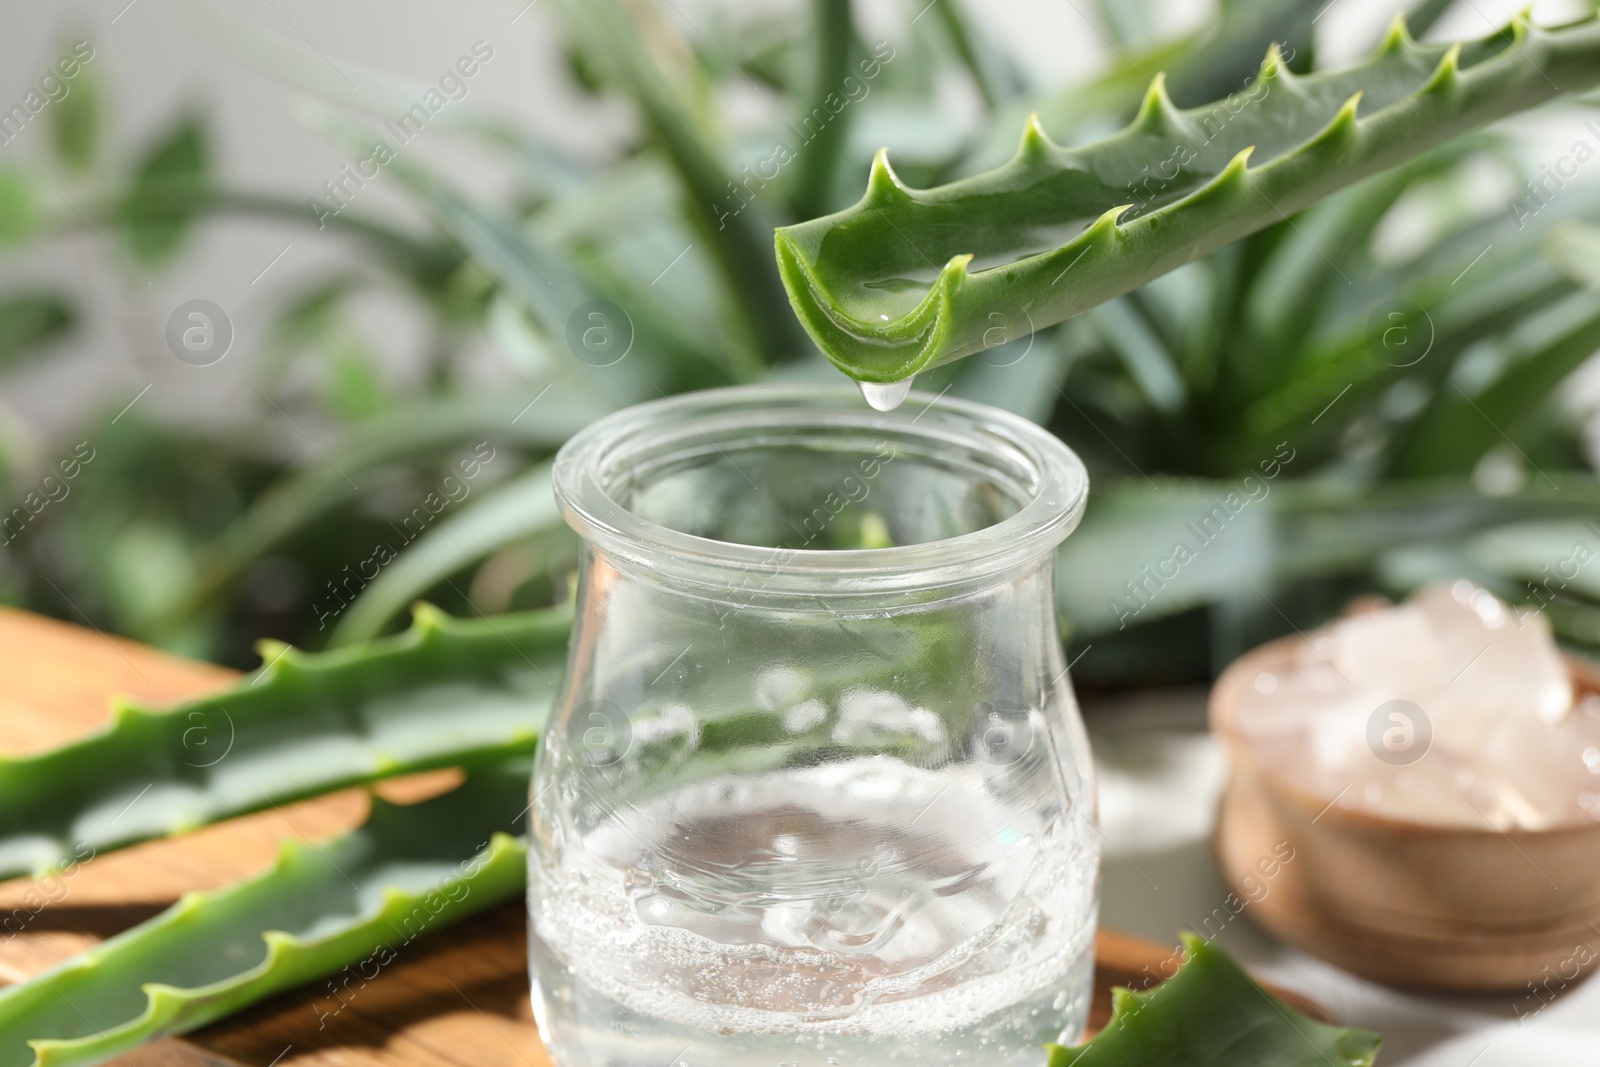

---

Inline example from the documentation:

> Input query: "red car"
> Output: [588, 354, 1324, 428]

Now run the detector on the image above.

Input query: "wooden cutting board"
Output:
[0, 607, 1314, 1067]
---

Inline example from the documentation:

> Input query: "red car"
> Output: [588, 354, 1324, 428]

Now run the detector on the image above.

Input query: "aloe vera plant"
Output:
[4, 1, 1599, 1060]
[1025, 125, 1600, 681]
[1049, 934, 1381, 1066]
[0, 604, 566, 879]
[2, 1, 1594, 672]
[775, 14, 1600, 382]
[0, 760, 530, 1067]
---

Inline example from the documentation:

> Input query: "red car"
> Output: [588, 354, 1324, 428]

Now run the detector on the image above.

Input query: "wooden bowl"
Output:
[1210, 635, 1600, 992]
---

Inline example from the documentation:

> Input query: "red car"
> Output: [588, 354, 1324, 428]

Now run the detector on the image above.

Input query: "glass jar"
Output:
[528, 385, 1098, 1067]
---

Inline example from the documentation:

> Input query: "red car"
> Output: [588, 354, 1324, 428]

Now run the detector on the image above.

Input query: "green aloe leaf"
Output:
[331, 464, 561, 646]
[0, 760, 532, 1067]
[1049, 933, 1381, 1066]
[964, 0, 1319, 175]
[774, 14, 1600, 382]
[1162, 0, 1318, 108]
[943, 316, 1092, 424]
[1237, 272, 1577, 471]
[788, 0, 858, 219]
[122, 116, 210, 267]
[1404, 0, 1460, 40]
[0, 293, 74, 368]
[203, 389, 600, 577]
[556, 0, 807, 364]
[0, 604, 567, 879]
[1463, 519, 1600, 603]
[1549, 220, 1600, 291]
[211, 190, 459, 286]
[0, 170, 38, 247]
[146, 387, 602, 635]
[373, 151, 743, 393]
[1396, 299, 1600, 476]
[927, 0, 1029, 110]
[1058, 475, 1600, 638]
[47, 57, 101, 173]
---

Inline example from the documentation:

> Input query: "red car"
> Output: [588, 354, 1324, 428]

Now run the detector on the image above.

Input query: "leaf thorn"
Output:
[866, 148, 913, 207]
[1423, 43, 1463, 94]
[1018, 112, 1056, 162]
[1134, 73, 1180, 133]
[1258, 42, 1291, 83]
[1378, 12, 1413, 55]
[254, 639, 293, 671]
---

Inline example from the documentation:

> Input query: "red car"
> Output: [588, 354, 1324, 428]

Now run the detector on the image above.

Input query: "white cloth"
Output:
[1086, 688, 1600, 1066]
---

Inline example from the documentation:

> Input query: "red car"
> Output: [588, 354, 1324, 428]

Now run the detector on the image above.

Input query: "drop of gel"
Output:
[858, 378, 913, 411]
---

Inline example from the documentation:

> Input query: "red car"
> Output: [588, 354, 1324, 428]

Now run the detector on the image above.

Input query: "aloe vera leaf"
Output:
[1087, 298, 1187, 415]
[1234, 139, 1486, 384]
[1380, 535, 1600, 653]
[1234, 273, 1577, 467]
[964, 0, 1320, 179]
[774, 14, 1600, 382]
[556, 0, 807, 365]
[1049, 934, 1382, 1066]
[788, 0, 858, 220]
[123, 117, 208, 268]
[331, 464, 561, 646]
[141, 390, 599, 637]
[0, 761, 532, 1067]
[1405, 0, 1461, 40]
[1396, 300, 1600, 476]
[1057, 476, 1600, 637]
[928, 0, 1028, 110]
[202, 389, 594, 570]
[0, 605, 567, 880]
[210, 390, 594, 563]
[1162, 0, 1318, 107]
[1464, 519, 1600, 602]
[945, 317, 1092, 424]
[0, 293, 74, 370]
[375, 149, 752, 392]
[1549, 220, 1600, 291]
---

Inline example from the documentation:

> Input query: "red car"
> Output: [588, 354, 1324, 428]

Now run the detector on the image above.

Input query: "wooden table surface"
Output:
[0, 607, 1266, 1067]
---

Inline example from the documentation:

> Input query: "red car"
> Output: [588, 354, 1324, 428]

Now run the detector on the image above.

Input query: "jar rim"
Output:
[551, 384, 1089, 592]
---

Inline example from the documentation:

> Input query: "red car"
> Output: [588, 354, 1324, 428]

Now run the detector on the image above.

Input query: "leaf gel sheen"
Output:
[531, 385, 1100, 1067]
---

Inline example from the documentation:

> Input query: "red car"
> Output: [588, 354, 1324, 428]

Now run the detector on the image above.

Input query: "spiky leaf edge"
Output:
[776, 14, 1600, 381]
[1049, 933, 1381, 1066]
[0, 603, 567, 879]
[0, 763, 530, 1067]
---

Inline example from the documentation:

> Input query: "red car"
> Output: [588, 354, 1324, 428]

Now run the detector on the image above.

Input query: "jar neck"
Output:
[579, 540, 1063, 611]
[552, 385, 1089, 597]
